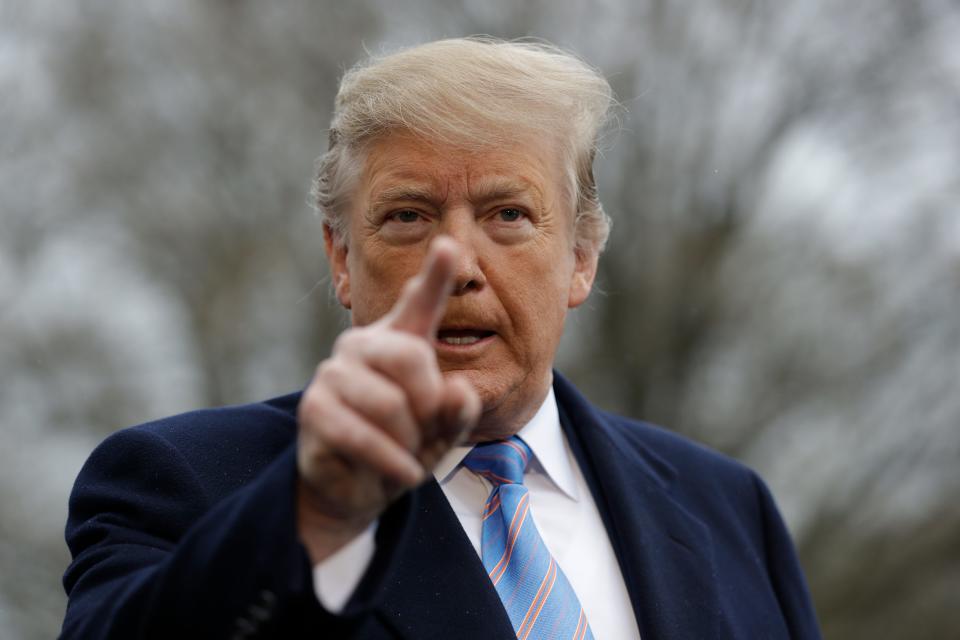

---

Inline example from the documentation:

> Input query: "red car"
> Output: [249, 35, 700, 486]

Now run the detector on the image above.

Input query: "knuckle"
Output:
[318, 358, 355, 390]
[333, 328, 365, 355]
[374, 332, 415, 368]
[297, 386, 326, 424]
[323, 419, 358, 450]
[399, 337, 434, 371]
[343, 426, 376, 455]
[315, 358, 338, 382]
[372, 386, 406, 419]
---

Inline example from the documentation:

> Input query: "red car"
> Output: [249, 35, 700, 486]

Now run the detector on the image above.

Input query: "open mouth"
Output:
[436, 329, 496, 346]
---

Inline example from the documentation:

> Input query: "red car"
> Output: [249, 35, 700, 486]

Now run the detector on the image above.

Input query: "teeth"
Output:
[440, 335, 481, 345]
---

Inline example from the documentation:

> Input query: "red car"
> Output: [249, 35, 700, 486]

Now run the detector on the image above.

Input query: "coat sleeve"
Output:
[60, 427, 402, 639]
[752, 473, 823, 640]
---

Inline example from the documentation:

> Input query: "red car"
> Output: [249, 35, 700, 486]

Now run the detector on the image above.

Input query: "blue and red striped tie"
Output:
[463, 436, 594, 640]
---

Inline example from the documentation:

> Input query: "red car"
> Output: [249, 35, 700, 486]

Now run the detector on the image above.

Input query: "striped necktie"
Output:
[463, 436, 594, 640]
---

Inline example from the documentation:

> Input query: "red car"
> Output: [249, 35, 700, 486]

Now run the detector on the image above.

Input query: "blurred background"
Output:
[2, 0, 958, 638]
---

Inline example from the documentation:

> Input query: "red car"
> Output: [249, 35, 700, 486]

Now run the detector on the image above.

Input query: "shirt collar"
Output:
[433, 386, 580, 501]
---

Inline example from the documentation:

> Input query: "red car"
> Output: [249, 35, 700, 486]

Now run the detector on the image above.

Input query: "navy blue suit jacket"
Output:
[62, 373, 821, 639]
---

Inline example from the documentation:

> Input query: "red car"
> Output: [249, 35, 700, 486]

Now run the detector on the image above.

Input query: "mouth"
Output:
[435, 328, 496, 347]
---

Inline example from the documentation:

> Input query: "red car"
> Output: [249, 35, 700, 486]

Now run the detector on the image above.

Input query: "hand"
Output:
[296, 237, 481, 563]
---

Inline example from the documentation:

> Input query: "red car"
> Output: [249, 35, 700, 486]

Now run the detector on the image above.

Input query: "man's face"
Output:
[325, 132, 597, 438]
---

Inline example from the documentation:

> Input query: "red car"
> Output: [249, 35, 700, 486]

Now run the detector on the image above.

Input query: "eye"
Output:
[391, 210, 421, 223]
[497, 207, 524, 222]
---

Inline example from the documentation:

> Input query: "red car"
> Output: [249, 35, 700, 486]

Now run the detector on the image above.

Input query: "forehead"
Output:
[357, 132, 567, 202]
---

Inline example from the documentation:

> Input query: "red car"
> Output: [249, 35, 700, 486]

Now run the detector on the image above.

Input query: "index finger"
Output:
[386, 236, 459, 338]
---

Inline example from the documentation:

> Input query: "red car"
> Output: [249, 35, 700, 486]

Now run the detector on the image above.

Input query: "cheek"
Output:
[502, 269, 571, 351]
[501, 240, 575, 306]
[348, 245, 422, 325]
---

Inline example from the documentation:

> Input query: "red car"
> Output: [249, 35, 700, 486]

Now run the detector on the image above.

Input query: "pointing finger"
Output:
[386, 236, 459, 338]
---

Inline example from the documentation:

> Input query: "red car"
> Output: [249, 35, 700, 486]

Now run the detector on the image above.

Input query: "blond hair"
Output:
[312, 37, 614, 255]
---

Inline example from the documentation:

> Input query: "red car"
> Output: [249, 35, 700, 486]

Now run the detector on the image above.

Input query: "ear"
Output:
[323, 224, 352, 309]
[567, 245, 599, 309]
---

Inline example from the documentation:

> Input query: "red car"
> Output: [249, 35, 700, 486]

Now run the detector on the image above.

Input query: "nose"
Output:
[441, 211, 486, 295]
[451, 243, 485, 295]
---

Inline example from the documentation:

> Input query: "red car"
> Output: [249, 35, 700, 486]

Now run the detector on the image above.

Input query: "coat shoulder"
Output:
[81, 391, 302, 505]
[132, 391, 301, 445]
[599, 409, 756, 481]
[553, 372, 756, 487]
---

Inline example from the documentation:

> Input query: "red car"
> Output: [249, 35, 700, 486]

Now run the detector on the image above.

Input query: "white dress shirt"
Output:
[314, 387, 641, 639]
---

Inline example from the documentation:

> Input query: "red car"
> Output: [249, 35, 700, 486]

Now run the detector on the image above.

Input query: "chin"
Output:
[442, 367, 510, 407]
[442, 365, 549, 438]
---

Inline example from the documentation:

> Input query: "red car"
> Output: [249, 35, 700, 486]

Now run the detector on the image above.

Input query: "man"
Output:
[62, 38, 821, 639]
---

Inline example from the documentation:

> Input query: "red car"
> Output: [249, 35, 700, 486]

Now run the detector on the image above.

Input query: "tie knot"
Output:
[462, 436, 531, 486]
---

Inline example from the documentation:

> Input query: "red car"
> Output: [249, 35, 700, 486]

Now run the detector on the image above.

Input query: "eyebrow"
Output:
[370, 185, 437, 210]
[468, 177, 538, 204]
[368, 177, 541, 211]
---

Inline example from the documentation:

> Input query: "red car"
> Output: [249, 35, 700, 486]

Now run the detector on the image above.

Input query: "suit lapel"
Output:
[376, 479, 515, 639]
[555, 373, 735, 639]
